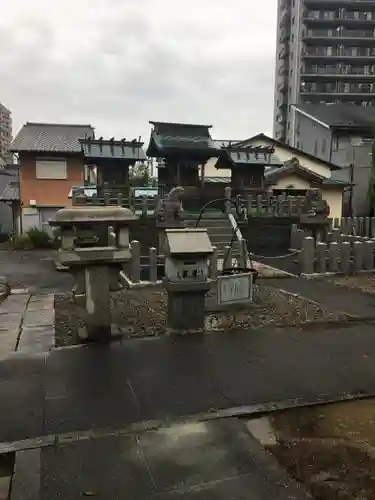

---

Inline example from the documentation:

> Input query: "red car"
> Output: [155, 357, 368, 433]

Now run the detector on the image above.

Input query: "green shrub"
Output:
[9, 232, 33, 250]
[26, 227, 52, 248]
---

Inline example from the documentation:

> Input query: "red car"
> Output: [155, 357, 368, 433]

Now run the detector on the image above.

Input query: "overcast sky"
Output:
[1, 0, 277, 143]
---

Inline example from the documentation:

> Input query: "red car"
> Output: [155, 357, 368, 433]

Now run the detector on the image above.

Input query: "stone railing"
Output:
[122, 240, 242, 287]
[336, 216, 375, 238]
[298, 235, 375, 276]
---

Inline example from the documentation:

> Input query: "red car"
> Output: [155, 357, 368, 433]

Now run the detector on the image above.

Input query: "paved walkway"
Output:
[11, 419, 310, 500]
[2, 322, 375, 445]
[0, 292, 54, 357]
[0, 249, 73, 293]
[264, 276, 375, 318]
[2, 322, 375, 498]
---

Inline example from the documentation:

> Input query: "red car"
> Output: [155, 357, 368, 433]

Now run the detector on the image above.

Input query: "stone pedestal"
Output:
[165, 281, 210, 335]
[83, 265, 112, 341]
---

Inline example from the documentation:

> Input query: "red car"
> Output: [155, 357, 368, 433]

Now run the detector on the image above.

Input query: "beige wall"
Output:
[248, 138, 332, 178]
[270, 174, 311, 190]
[268, 173, 343, 219]
[322, 189, 343, 220]
[203, 157, 231, 178]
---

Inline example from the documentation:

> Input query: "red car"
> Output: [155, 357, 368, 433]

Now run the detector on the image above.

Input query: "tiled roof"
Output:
[0, 181, 19, 201]
[11, 122, 94, 153]
[213, 140, 243, 148]
[295, 104, 375, 128]
[228, 151, 282, 166]
[80, 139, 146, 161]
[204, 176, 231, 183]
[147, 121, 218, 157]
[264, 161, 348, 187]
[237, 134, 342, 170]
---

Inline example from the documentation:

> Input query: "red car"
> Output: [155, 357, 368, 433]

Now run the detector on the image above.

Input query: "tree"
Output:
[129, 162, 150, 186]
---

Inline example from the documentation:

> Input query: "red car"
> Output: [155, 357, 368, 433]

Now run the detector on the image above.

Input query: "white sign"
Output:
[217, 273, 253, 305]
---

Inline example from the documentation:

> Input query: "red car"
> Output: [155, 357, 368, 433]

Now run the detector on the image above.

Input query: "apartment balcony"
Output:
[304, 12, 375, 25]
[304, 0, 375, 7]
[279, 29, 290, 43]
[300, 85, 375, 97]
[303, 29, 375, 44]
[278, 45, 290, 59]
[302, 68, 375, 79]
[277, 80, 288, 93]
[279, 4, 290, 25]
[278, 63, 289, 76]
[304, 50, 375, 60]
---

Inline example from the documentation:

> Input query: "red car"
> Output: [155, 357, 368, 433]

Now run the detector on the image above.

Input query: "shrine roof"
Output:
[264, 161, 349, 187]
[146, 121, 218, 157]
[215, 144, 283, 169]
[80, 138, 146, 161]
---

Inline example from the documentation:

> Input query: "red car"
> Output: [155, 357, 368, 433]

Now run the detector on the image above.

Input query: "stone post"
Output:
[149, 247, 158, 283]
[328, 242, 339, 273]
[300, 236, 315, 274]
[363, 240, 375, 270]
[83, 265, 112, 341]
[339, 242, 351, 275]
[130, 240, 141, 283]
[353, 241, 364, 273]
[209, 246, 218, 279]
[224, 186, 232, 214]
[316, 242, 327, 274]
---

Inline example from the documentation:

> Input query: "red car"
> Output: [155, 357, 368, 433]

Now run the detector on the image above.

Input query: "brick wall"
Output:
[19, 152, 84, 207]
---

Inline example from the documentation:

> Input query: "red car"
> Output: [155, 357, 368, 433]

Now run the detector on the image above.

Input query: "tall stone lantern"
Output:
[50, 203, 138, 341]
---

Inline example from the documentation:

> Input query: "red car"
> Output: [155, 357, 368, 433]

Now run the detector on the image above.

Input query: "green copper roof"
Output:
[146, 121, 219, 157]
[80, 138, 146, 161]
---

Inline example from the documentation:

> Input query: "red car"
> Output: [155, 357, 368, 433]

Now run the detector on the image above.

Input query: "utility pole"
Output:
[348, 148, 355, 217]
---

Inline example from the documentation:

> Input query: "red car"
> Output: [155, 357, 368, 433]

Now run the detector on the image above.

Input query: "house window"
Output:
[35, 159, 67, 180]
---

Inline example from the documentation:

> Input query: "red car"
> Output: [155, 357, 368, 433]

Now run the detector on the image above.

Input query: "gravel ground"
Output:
[333, 275, 375, 295]
[269, 437, 375, 500]
[54, 283, 350, 347]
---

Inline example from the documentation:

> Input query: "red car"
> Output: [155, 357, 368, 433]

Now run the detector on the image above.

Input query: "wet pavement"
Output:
[266, 276, 375, 318]
[2, 323, 375, 445]
[0, 250, 73, 293]
[10, 420, 309, 500]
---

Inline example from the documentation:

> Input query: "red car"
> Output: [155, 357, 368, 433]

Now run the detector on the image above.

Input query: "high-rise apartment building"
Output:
[0, 103, 12, 161]
[273, 0, 375, 145]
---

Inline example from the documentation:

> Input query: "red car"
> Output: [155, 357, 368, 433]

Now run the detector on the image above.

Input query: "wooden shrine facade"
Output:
[80, 137, 146, 199]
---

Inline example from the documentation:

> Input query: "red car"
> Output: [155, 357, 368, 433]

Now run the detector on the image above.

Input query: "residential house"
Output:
[0, 163, 19, 234]
[288, 104, 375, 215]
[234, 133, 346, 220]
[10, 122, 94, 233]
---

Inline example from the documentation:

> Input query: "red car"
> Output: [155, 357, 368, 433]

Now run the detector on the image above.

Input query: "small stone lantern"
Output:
[163, 228, 213, 335]
[50, 204, 138, 341]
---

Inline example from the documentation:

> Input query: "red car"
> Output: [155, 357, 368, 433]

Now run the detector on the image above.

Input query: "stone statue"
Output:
[155, 186, 185, 224]
[303, 189, 330, 218]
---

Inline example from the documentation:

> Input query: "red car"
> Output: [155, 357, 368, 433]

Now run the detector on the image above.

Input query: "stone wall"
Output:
[239, 217, 298, 258]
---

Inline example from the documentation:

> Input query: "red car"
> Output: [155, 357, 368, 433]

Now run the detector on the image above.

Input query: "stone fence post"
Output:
[130, 240, 141, 283]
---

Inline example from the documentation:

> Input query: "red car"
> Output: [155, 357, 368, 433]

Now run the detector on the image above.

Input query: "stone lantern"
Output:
[163, 227, 213, 335]
[50, 204, 138, 341]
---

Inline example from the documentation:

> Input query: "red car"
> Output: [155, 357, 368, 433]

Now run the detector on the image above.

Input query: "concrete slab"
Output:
[0, 297, 28, 314]
[17, 326, 54, 353]
[39, 420, 310, 500]
[10, 449, 40, 500]
[23, 309, 54, 328]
